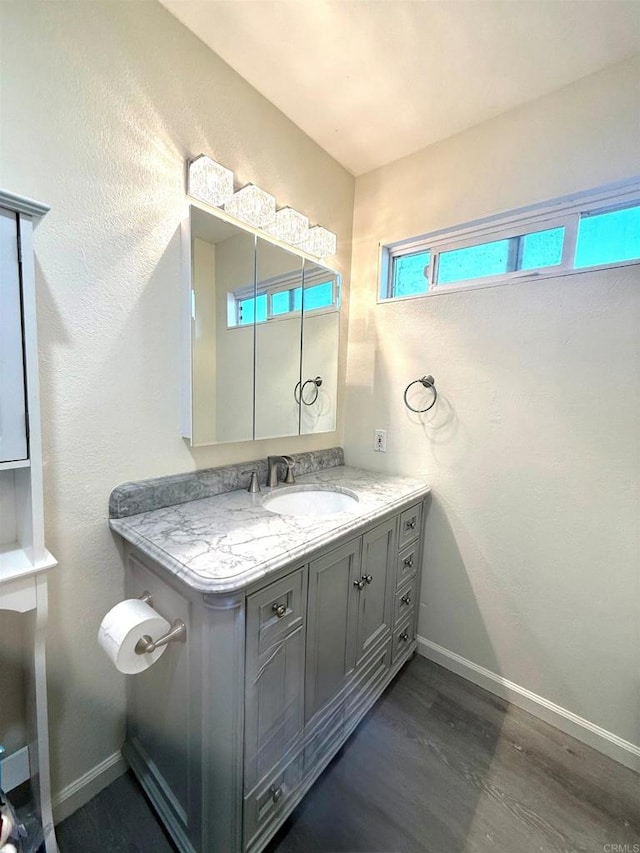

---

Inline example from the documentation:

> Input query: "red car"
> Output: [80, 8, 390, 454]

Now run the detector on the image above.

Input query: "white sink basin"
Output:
[263, 486, 359, 516]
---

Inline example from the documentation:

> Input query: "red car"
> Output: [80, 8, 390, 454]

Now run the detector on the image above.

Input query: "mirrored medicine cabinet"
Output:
[182, 204, 340, 446]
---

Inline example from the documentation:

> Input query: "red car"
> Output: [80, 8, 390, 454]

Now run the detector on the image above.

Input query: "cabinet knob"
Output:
[403, 556, 414, 568]
[272, 603, 287, 618]
[353, 578, 365, 591]
[270, 784, 283, 803]
[405, 518, 417, 531]
[401, 594, 412, 606]
[363, 574, 373, 584]
[399, 631, 410, 642]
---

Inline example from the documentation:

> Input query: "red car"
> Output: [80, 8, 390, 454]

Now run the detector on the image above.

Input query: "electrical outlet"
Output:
[374, 429, 387, 452]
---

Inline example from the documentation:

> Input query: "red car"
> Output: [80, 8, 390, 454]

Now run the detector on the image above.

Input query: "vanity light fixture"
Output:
[186, 156, 336, 258]
[300, 225, 337, 259]
[266, 206, 309, 244]
[187, 155, 235, 208]
[224, 183, 276, 228]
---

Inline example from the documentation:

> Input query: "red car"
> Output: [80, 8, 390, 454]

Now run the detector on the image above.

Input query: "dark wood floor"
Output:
[57, 656, 639, 853]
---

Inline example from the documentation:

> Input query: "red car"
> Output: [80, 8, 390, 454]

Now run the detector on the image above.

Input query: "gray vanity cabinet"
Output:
[120, 496, 426, 853]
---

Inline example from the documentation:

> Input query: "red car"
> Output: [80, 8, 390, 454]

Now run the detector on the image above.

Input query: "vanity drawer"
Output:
[396, 542, 419, 589]
[393, 573, 419, 626]
[244, 755, 302, 849]
[248, 568, 305, 654]
[398, 502, 422, 550]
[392, 612, 416, 664]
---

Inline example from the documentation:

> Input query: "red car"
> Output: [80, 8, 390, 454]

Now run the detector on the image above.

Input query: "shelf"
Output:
[0, 543, 57, 585]
[0, 458, 31, 471]
[1, 189, 57, 852]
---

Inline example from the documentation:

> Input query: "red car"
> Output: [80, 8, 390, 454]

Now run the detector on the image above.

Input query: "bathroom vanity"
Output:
[109, 450, 429, 853]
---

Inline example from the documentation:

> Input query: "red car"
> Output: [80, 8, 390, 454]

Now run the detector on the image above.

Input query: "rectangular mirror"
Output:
[184, 203, 340, 446]
[254, 239, 303, 440]
[189, 206, 255, 445]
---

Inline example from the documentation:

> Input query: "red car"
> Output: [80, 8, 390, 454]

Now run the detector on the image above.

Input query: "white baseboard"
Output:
[0, 746, 30, 792]
[52, 750, 127, 824]
[416, 635, 640, 773]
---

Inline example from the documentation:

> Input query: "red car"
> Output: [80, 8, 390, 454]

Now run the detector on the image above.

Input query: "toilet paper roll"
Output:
[98, 599, 171, 675]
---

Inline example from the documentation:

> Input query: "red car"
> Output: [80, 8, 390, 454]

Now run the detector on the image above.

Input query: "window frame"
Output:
[228, 267, 340, 329]
[379, 180, 640, 302]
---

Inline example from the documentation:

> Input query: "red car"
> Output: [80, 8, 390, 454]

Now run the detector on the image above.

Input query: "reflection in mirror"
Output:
[254, 239, 303, 440]
[300, 260, 340, 435]
[185, 204, 341, 446]
[190, 207, 255, 445]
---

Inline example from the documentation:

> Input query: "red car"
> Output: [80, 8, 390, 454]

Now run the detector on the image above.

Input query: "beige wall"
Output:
[0, 0, 354, 799]
[345, 57, 640, 751]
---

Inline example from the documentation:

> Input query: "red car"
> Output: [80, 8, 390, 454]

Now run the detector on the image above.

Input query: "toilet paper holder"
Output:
[134, 591, 187, 655]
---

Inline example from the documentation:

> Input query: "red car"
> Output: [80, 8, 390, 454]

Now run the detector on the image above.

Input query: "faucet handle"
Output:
[283, 459, 295, 484]
[247, 471, 261, 493]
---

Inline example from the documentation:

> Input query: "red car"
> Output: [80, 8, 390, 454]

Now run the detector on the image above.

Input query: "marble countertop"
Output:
[110, 465, 429, 594]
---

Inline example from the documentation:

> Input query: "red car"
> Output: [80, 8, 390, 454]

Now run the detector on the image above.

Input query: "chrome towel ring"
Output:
[294, 376, 323, 406]
[403, 375, 437, 413]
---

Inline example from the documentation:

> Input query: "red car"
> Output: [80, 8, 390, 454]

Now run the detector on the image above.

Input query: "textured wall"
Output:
[345, 57, 640, 748]
[0, 0, 354, 798]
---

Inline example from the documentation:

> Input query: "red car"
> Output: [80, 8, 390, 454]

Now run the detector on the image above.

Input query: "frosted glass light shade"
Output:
[300, 226, 337, 258]
[266, 207, 309, 244]
[224, 184, 276, 228]
[188, 155, 234, 207]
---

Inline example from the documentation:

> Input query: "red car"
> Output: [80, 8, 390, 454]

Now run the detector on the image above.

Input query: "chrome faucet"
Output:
[267, 455, 295, 487]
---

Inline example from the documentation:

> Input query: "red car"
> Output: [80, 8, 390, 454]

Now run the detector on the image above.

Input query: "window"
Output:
[229, 271, 339, 328]
[574, 204, 640, 268]
[237, 293, 266, 325]
[381, 182, 640, 301]
[391, 250, 431, 297]
[435, 226, 566, 287]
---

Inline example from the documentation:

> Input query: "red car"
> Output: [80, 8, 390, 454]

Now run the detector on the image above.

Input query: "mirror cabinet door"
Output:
[187, 204, 340, 445]
[254, 238, 303, 440]
[300, 260, 339, 435]
[190, 207, 256, 445]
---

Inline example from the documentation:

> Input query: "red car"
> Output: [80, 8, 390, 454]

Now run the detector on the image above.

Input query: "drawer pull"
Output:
[403, 556, 414, 568]
[401, 594, 412, 606]
[353, 578, 365, 591]
[270, 784, 283, 803]
[272, 603, 287, 618]
[363, 574, 373, 585]
[405, 518, 417, 531]
[399, 631, 410, 642]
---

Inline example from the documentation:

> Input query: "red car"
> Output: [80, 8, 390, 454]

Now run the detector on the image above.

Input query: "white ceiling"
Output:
[159, 0, 640, 176]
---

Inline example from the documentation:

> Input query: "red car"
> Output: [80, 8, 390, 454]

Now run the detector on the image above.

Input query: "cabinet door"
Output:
[254, 239, 303, 440]
[0, 208, 28, 462]
[245, 569, 307, 792]
[355, 519, 395, 666]
[305, 538, 361, 722]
